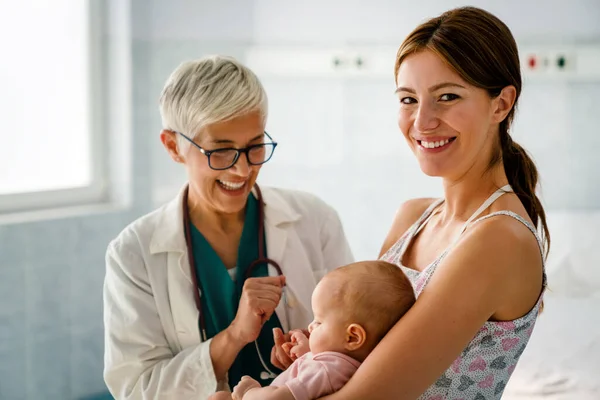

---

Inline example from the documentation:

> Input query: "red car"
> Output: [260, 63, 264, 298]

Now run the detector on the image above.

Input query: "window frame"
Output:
[0, 0, 109, 215]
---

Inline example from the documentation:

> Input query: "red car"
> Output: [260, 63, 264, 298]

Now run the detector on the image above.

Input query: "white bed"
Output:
[503, 212, 600, 399]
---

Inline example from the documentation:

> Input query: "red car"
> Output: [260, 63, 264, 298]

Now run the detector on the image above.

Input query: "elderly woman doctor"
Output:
[103, 55, 353, 399]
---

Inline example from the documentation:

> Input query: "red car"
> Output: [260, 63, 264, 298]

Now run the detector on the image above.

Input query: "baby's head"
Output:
[307, 260, 415, 361]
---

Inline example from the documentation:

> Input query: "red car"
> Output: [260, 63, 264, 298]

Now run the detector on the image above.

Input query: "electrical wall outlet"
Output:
[520, 45, 599, 81]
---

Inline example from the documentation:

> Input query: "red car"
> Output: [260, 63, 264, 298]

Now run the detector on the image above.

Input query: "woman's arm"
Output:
[320, 216, 542, 399]
[104, 239, 241, 399]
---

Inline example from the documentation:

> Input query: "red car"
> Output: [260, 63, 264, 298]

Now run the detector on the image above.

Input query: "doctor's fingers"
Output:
[270, 345, 285, 370]
[244, 288, 282, 305]
[244, 276, 285, 290]
[243, 282, 283, 299]
[271, 342, 294, 370]
[271, 328, 294, 369]
[281, 342, 295, 356]
[248, 297, 280, 316]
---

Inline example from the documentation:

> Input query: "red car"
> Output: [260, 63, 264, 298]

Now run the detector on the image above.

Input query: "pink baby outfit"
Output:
[270, 351, 360, 400]
[381, 185, 546, 399]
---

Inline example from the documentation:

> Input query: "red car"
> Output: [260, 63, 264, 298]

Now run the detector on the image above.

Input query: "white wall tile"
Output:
[0, 333, 27, 400]
[27, 263, 71, 342]
[28, 336, 71, 400]
[0, 224, 34, 267]
[140, 0, 256, 41]
[0, 267, 26, 354]
[71, 327, 107, 399]
[252, 0, 600, 45]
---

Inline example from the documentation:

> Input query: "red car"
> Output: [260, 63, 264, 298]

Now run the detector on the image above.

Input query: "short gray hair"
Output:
[159, 55, 268, 148]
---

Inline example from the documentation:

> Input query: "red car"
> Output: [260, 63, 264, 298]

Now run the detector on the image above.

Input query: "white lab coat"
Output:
[103, 185, 354, 400]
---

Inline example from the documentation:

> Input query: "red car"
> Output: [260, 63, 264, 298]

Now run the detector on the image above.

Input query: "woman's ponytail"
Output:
[499, 127, 550, 258]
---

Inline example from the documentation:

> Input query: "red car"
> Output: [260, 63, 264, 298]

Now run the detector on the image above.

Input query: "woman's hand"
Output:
[232, 376, 261, 400]
[271, 327, 311, 370]
[229, 276, 286, 346]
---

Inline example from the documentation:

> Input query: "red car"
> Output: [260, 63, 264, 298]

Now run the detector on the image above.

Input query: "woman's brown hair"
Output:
[394, 6, 550, 258]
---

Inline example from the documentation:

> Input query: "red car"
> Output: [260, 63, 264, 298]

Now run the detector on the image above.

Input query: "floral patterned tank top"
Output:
[381, 185, 546, 399]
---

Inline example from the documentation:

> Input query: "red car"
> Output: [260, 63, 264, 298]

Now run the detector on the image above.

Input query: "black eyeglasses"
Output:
[176, 131, 278, 171]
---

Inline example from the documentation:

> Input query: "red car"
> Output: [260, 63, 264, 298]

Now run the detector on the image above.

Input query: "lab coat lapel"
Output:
[151, 186, 202, 349]
[167, 251, 202, 349]
[264, 222, 290, 332]
[260, 187, 314, 333]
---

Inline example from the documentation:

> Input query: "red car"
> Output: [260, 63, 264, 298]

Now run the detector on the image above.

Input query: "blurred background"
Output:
[0, 0, 599, 399]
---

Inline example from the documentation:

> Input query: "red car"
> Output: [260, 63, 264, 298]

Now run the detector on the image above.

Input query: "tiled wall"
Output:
[0, 42, 154, 400]
[0, 199, 135, 400]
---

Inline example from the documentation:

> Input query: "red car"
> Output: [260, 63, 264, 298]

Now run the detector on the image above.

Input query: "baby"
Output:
[212, 260, 415, 400]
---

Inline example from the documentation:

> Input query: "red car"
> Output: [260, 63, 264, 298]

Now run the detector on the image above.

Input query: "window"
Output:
[0, 1, 106, 213]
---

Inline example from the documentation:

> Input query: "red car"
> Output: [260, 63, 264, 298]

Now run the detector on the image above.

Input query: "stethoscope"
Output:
[182, 184, 290, 380]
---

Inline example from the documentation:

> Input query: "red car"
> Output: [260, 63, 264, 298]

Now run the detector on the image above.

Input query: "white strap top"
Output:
[380, 185, 547, 399]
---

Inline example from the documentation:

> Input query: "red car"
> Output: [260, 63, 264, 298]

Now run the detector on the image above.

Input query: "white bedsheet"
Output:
[503, 212, 600, 399]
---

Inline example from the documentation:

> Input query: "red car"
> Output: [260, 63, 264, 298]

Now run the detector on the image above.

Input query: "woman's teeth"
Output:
[218, 180, 245, 190]
[420, 138, 452, 149]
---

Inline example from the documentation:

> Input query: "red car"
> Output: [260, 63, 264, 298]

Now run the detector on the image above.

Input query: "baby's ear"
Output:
[345, 323, 367, 351]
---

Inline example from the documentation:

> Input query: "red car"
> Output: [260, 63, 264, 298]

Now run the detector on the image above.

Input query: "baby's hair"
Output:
[327, 260, 416, 342]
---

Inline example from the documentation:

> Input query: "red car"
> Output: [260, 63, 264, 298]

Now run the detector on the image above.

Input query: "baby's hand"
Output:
[288, 329, 310, 359]
[281, 341, 295, 359]
[232, 376, 261, 400]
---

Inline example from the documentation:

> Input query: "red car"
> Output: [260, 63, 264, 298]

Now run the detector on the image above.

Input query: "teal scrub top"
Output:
[189, 194, 283, 388]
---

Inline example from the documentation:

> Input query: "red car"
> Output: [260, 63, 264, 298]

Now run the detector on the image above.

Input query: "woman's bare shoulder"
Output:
[379, 197, 439, 257]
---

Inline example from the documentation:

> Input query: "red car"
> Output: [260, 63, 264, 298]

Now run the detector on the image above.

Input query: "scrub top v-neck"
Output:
[189, 194, 283, 387]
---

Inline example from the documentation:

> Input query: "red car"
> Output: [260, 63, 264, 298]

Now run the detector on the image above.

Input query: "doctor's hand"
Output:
[229, 276, 286, 345]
